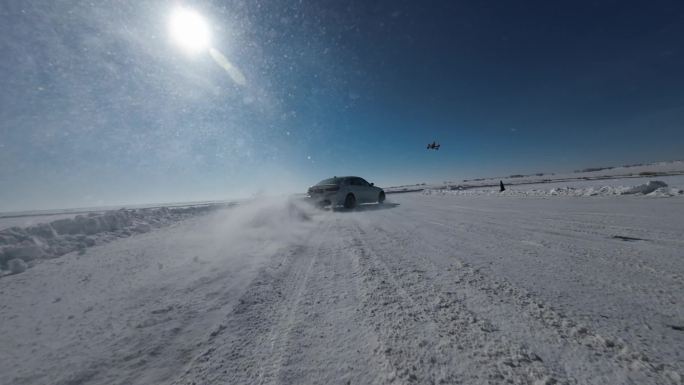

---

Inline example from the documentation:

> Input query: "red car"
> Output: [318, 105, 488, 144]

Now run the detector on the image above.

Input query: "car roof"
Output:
[318, 176, 362, 180]
[315, 176, 365, 185]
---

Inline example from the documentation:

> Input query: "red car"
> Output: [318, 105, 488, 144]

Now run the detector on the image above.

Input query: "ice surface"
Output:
[1, 162, 683, 383]
[0, 193, 682, 385]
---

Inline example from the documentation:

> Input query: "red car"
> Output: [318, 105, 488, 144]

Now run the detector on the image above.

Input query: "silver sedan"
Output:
[307, 176, 386, 209]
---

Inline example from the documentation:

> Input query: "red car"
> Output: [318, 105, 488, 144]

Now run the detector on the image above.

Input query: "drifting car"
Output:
[307, 176, 385, 209]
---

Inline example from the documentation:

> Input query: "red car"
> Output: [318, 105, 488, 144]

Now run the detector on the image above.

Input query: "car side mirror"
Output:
[370, 182, 374, 186]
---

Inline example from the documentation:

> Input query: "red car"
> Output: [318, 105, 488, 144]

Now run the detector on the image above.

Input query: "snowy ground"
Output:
[386, 160, 684, 193]
[0, 201, 234, 231]
[1, 186, 682, 385]
[424, 175, 684, 198]
[0, 204, 237, 275]
[0, 213, 97, 231]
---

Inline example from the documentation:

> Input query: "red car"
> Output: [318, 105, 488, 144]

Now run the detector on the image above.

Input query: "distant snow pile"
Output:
[0, 205, 227, 276]
[423, 180, 684, 198]
[621, 180, 668, 194]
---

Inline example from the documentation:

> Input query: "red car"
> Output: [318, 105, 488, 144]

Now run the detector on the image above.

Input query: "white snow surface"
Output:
[387, 160, 684, 193]
[0, 213, 93, 231]
[0, 204, 232, 274]
[424, 177, 684, 198]
[1, 192, 683, 385]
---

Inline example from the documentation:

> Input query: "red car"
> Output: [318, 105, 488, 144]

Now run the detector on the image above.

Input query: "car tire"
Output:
[378, 191, 385, 204]
[344, 193, 356, 209]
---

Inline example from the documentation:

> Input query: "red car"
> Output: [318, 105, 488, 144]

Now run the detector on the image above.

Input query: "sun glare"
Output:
[169, 6, 211, 54]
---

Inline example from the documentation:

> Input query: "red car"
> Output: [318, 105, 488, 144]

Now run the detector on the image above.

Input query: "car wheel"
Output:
[378, 191, 385, 204]
[344, 193, 356, 209]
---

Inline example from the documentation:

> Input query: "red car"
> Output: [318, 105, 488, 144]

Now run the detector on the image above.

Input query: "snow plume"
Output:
[195, 197, 318, 262]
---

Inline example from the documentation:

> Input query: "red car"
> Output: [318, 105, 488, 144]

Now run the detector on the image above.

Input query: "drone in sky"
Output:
[427, 141, 441, 150]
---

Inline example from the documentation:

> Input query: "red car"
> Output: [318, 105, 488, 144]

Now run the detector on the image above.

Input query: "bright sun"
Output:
[169, 6, 211, 54]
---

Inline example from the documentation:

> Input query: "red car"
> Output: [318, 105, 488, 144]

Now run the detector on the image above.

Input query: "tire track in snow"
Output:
[417, 200, 684, 329]
[171, 237, 323, 385]
[363, 211, 681, 384]
[432, 215, 684, 319]
[422, 212, 684, 338]
[256, 236, 320, 385]
[348, 221, 558, 385]
[348, 229, 445, 384]
[173, 217, 390, 385]
[273, 218, 393, 384]
[420, 198, 684, 288]
[460, 216, 684, 318]
[470, 216, 684, 287]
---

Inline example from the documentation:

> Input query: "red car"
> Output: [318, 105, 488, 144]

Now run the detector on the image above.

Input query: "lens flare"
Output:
[209, 48, 247, 86]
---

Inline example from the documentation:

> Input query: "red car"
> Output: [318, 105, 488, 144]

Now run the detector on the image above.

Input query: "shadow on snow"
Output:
[332, 202, 400, 213]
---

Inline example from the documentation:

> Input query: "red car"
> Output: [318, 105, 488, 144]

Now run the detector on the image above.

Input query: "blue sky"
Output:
[1, 0, 684, 211]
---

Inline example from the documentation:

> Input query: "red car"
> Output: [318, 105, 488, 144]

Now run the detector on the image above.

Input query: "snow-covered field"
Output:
[424, 175, 684, 198]
[387, 160, 684, 193]
[0, 201, 235, 231]
[1, 174, 683, 384]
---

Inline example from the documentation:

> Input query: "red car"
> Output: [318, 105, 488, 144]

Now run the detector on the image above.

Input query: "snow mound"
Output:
[423, 180, 683, 198]
[7, 258, 27, 274]
[647, 187, 684, 197]
[622, 180, 668, 195]
[0, 205, 227, 275]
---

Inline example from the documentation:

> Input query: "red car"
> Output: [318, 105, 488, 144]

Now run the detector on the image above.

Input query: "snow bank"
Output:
[7, 258, 27, 274]
[423, 180, 684, 198]
[622, 180, 668, 194]
[389, 160, 684, 193]
[0, 204, 229, 275]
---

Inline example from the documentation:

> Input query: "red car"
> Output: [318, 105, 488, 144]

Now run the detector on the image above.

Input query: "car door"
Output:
[348, 177, 364, 202]
[353, 177, 373, 203]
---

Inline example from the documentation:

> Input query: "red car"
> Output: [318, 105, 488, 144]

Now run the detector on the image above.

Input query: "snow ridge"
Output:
[423, 180, 684, 198]
[0, 204, 231, 275]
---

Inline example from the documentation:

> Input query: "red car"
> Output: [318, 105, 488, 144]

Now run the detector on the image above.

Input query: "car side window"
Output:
[350, 178, 367, 186]
[358, 178, 369, 186]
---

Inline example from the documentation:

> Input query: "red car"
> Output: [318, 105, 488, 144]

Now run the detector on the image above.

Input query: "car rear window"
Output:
[316, 178, 341, 186]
